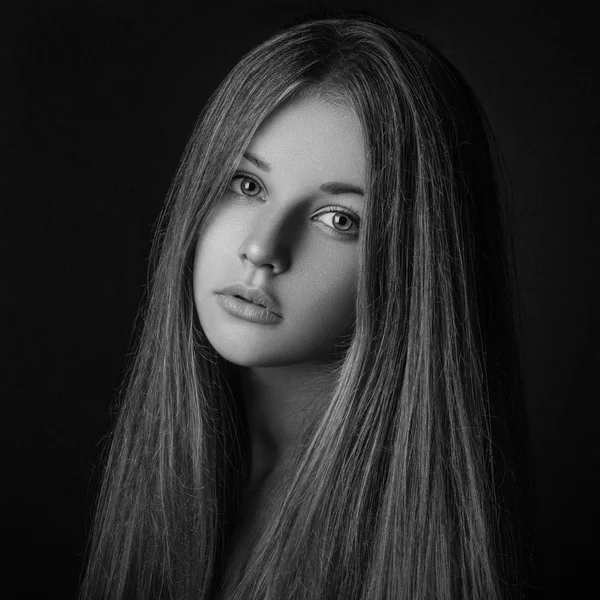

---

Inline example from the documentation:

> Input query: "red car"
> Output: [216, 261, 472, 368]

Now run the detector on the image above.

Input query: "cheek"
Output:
[193, 212, 241, 288]
[291, 251, 357, 345]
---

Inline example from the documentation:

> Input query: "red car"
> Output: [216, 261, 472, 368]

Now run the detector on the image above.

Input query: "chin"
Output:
[213, 347, 306, 368]
[208, 338, 346, 369]
[199, 316, 354, 368]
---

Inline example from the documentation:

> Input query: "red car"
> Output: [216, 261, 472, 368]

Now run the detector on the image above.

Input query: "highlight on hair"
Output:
[79, 14, 531, 600]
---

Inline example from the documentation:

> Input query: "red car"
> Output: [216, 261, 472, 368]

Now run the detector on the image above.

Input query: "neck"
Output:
[239, 362, 338, 487]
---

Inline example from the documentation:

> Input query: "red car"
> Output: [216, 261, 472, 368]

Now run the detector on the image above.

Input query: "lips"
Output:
[215, 284, 282, 317]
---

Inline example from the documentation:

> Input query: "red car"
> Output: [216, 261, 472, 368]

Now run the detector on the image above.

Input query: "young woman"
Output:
[79, 14, 532, 600]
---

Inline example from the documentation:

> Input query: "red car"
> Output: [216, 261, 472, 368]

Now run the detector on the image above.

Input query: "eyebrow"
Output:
[243, 151, 271, 172]
[243, 151, 364, 197]
[320, 182, 364, 197]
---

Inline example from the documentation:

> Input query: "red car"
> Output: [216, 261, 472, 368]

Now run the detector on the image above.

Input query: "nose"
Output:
[237, 210, 292, 275]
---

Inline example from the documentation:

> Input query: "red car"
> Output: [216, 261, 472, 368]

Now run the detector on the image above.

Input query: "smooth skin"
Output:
[193, 93, 366, 486]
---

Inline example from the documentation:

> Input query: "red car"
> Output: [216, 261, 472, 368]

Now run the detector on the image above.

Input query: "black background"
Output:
[2, 1, 597, 598]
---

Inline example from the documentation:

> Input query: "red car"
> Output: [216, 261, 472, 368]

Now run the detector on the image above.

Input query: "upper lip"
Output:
[215, 284, 283, 317]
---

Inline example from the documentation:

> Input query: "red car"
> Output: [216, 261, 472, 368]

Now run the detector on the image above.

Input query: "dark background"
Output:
[2, 1, 597, 598]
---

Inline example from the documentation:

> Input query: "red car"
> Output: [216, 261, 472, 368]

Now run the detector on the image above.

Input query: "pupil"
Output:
[334, 213, 351, 230]
[242, 178, 258, 196]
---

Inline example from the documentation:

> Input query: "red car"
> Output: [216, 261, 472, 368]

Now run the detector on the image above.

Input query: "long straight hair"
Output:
[79, 15, 530, 600]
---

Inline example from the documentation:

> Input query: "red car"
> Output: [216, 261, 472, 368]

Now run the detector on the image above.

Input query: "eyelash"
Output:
[311, 206, 360, 237]
[229, 171, 360, 237]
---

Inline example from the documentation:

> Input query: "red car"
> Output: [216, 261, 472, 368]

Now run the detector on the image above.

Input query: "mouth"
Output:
[233, 294, 266, 309]
[215, 284, 283, 317]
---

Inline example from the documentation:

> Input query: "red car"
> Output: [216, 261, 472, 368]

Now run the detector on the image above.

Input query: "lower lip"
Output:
[215, 294, 283, 325]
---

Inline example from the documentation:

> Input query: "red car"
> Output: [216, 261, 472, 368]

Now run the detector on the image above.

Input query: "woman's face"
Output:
[193, 94, 366, 367]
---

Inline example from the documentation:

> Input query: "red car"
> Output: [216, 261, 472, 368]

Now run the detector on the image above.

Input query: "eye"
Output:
[312, 207, 360, 237]
[229, 171, 265, 199]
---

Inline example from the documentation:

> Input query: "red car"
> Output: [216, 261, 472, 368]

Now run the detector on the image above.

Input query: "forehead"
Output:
[246, 95, 366, 187]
